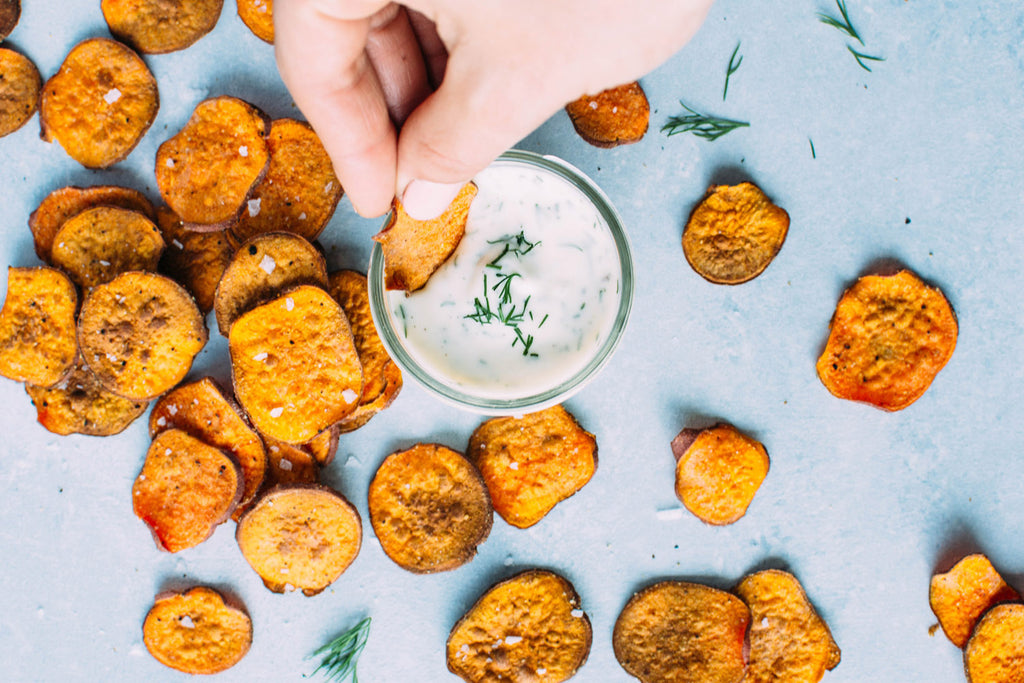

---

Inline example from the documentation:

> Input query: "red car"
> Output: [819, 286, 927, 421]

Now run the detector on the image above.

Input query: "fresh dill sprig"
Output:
[847, 45, 885, 72]
[307, 617, 371, 683]
[662, 101, 750, 141]
[486, 230, 540, 269]
[809, 138, 817, 159]
[723, 41, 743, 100]
[818, 0, 863, 45]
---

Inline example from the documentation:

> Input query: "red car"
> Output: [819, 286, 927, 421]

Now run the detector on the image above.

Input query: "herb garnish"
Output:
[723, 42, 743, 100]
[307, 617, 371, 682]
[809, 138, 817, 159]
[818, 0, 884, 72]
[847, 45, 885, 72]
[662, 101, 750, 141]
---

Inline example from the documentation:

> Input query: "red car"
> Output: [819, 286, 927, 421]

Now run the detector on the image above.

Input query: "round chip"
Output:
[964, 603, 1024, 683]
[0, 266, 77, 387]
[40, 38, 159, 169]
[50, 206, 165, 289]
[0, 47, 40, 138]
[155, 205, 234, 314]
[78, 271, 207, 400]
[142, 586, 252, 675]
[236, 484, 362, 595]
[682, 182, 790, 284]
[930, 554, 1021, 649]
[27, 357, 147, 436]
[565, 81, 650, 148]
[237, 0, 274, 43]
[102, 0, 224, 54]
[0, 0, 20, 41]
[368, 443, 492, 573]
[816, 269, 958, 411]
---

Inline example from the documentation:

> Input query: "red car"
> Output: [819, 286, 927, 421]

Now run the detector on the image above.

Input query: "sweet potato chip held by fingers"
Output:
[964, 603, 1024, 683]
[0, 47, 40, 138]
[27, 357, 148, 436]
[50, 206, 165, 289]
[237, 0, 274, 43]
[930, 554, 1021, 649]
[155, 205, 234, 314]
[0, 267, 78, 387]
[0, 0, 19, 41]
[565, 81, 650, 148]
[101, 0, 223, 54]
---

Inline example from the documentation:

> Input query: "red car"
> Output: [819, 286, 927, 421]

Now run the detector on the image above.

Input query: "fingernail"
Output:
[401, 180, 463, 221]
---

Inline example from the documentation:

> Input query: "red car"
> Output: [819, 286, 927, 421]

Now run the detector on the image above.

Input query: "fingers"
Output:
[364, 6, 433, 126]
[407, 8, 448, 88]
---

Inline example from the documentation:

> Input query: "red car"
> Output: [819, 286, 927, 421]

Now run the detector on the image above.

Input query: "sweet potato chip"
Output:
[229, 285, 362, 443]
[613, 581, 750, 683]
[132, 428, 242, 552]
[155, 205, 233, 314]
[817, 269, 958, 411]
[306, 425, 338, 466]
[149, 377, 266, 510]
[237, 0, 274, 43]
[236, 484, 361, 595]
[27, 357, 147, 436]
[682, 182, 789, 285]
[735, 570, 841, 683]
[672, 423, 769, 526]
[0, 47, 40, 138]
[231, 119, 342, 244]
[50, 206, 165, 289]
[102, 0, 223, 54]
[467, 405, 596, 529]
[448, 570, 592, 683]
[565, 81, 650, 148]
[78, 271, 207, 400]
[0, 0, 19, 41]
[368, 443, 492, 573]
[0, 266, 77, 387]
[143, 586, 252, 675]
[40, 38, 158, 169]
[374, 181, 476, 292]
[155, 95, 270, 230]
[930, 554, 1021, 649]
[964, 603, 1024, 683]
[262, 436, 320, 486]
[214, 232, 328, 336]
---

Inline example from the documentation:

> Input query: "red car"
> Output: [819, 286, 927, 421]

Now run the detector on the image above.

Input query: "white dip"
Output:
[385, 160, 623, 399]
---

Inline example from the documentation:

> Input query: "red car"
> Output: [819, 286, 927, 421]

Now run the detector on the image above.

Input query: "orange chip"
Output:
[143, 586, 252, 675]
[236, 484, 361, 595]
[374, 182, 476, 292]
[306, 425, 338, 466]
[101, 0, 223, 54]
[155, 205, 234, 314]
[155, 95, 270, 230]
[613, 580, 750, 683]
[467, 405, 597, 529]
[0, 266, 77, 387]
[735, 570, 841, 683]
[930, 554, 1021, 649]
[78, 271, 207, 400]
[964, 603, 1024, 683]
[0, 0, 19, 41]
[40, 38, 158, 169]
[50, 206, 165, 289]
[447, 570, 592, 683]
[262, 436, 320, 486]
[368, 443, 492, 573]
[0, 47, 40, 138]
[816, 269, 958, 411]
[565, 81, 650, 148]
[27, 357, 147, 436]
[237, 0, 274, 43]
[132, 428, 242, 552]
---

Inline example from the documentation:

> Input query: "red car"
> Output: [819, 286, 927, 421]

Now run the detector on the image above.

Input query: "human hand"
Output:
[275, 0, 715, 219]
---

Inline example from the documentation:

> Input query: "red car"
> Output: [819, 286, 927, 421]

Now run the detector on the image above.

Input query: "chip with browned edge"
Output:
[682, 182, 789, 285]
[237, 0, 274, 43]
[262, 436, 320, 486]
[369, 443, 492, 573]
[102, 0, 223, 54]
[78, 271, 207, 400]
[613, 580, 750, 683]
[448, 569, 592, 683]
[0, 267, 77, 387]
[816, 269, 958, 411]
[0, 0, 19, 41]
[467, 405, 596, 529]
[307, 424, 339, 465]
[50, 206, 165, 289]
[565, 81, 650, 148]
[143, 586, 252, 675]
[964, 603, 1024, 683]
[155, 205, 234, 314]
[150, 377, 266, 511]
[735, 569, 841, 683]
[27, 357, 147, 436]
[156, 96, 270, 230]
[374, 182, 476, 292]
[133, 428, 242, 552]
[40, 38, 158, 169]
[0, 47, 40, 138]
[236, 484, 361, 595]
[929, 554, 1021, 649]
[671, 423, 769, 526]
[214, 232, 328, 336]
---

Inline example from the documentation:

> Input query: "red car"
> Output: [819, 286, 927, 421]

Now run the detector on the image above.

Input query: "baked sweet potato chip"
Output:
[735, 570, 841, 683]
[27, 357, 147, 436]
[306, 425, 339, 466]
[50, 206, 165, 289]
[262, 436, 320, 486]
[613, 580, 750, 683]
[0, 47, 40, 138]
[448, 569, 592, 683]
[368, 443, 492, 573]
[467, 405, 596, 529]
[237, 0, 274, 43]
[0, 266, 77, 387]
[964, 603, 1024, 683]
[565, 81, 650, 148]
[155, 205, 234, 313]
[102, 0, 223, 54]
[214, 232, 328, 336]
[930, 554, 1021, 649]
[155, 95, 270, 230]
[133, 428, 242, 552]
[0, 0, 19, 41]
[374, 181, 476, 292]
[143, 586, 252, 675]
[682, 182, 789, 285]
[40, 38, 158, 169]
[78, 271, 207, 400]
[236, 484, 361, 595]
[672, 423, 769, 525]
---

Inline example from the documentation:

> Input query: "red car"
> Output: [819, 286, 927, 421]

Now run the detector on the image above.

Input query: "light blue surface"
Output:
[1, 1, 1022, 681]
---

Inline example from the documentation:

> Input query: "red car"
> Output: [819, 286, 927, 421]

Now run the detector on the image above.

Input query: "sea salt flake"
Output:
[104, 88, 122, 104]
[270, 406, 284, 418]
[239, 145, 248, 157]
[165, 158, 175, 168]
[259, 254, 276, 274]
[504, 635, 522, 645]
[279, 458, 292, 471]
[760, 617, 769, 628]
[253, 352, 268, 362]
[571, 609, 584, 618]
[168, 405, 178, 415]
[171, 239, 184, 250]
[247, 198, 262, 217]
[509, 462, 519, 470]
[99, 260, 111, 267]
[156, 417, 166, 427]
[298, 212, 307, 221]
[285, 297, 294, 311]
[342, 388, 358, 403]
[537, 669, 547, 675]
[165, 449, 172, 456]
[179, 616, 195, 628]
[324, 181, 334, 193]
[588, 100, 598, 109]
